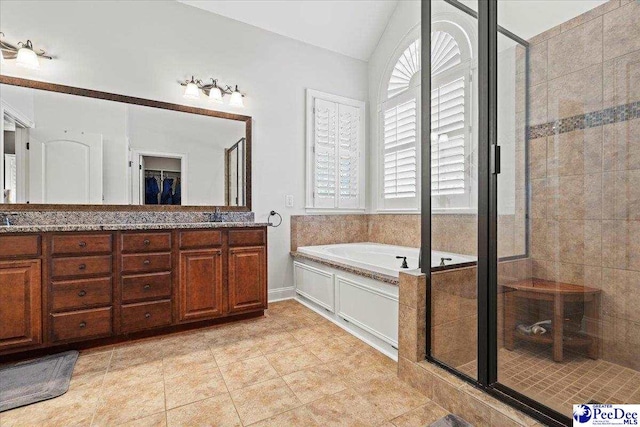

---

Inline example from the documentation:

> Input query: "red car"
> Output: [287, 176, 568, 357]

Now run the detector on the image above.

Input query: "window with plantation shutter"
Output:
[306, 90, 365, 211]
[338, 104, 361, 208]
[379, 27, 473, 212]
[384, 99, 417, 199]
[431, 76, 466, 196]
[313, 99, 337, 208]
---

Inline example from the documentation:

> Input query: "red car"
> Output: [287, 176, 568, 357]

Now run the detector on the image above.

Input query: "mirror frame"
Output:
[0, 75, 252, 211]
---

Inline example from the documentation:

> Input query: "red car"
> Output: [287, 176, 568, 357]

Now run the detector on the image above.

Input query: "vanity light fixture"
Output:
[229, 85, 244, 108]
[0, 33, 52, 70]
[180, 76, 245, 107]
[183, 76, 201, 99]
[208, 79, 224, 104]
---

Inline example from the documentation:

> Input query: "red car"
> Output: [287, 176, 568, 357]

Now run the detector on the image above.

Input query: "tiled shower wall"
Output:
[527, 0, 640, 370]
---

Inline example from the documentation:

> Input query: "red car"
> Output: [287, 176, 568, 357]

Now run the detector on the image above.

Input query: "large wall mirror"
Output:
[0, 76, 251, 210]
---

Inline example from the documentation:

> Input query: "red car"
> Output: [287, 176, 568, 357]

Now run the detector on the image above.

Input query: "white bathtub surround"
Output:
[294, 259, 399, 360]
[292, 242, 476, 360]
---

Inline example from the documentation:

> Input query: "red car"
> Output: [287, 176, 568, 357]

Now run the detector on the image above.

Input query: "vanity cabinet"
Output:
[178, 230, 224, 322]
[178, 249, 224, 321]
[0, 226, 267, 357]
[228, 246, 267, 313]
[119, 231, 173, 334]
[228, 229, 267, 313]
[47, 233, 114, 343]
[0, 259, 42, 351]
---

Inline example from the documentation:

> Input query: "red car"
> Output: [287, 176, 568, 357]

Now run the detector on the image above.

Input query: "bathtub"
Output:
[296, 242, 476, 278]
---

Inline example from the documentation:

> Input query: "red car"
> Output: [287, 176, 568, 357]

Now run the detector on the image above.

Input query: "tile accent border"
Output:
[528, 100, 640, 139]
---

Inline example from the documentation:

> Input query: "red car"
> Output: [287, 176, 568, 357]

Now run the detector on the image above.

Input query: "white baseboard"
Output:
[268, 286, 296, 302]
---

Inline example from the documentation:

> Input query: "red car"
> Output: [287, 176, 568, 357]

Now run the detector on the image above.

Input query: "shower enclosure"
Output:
[423, 1, 640, 425]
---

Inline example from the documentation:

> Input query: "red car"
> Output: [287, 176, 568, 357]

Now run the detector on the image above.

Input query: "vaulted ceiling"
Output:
[177, 0, 399, 61]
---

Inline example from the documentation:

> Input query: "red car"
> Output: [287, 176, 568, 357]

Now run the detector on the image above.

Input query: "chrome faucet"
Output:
[1, 213, 18, 226]
[209, 207, 223, 222]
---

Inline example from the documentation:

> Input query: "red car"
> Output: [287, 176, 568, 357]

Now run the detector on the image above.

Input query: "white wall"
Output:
[0, 0, 368, 299]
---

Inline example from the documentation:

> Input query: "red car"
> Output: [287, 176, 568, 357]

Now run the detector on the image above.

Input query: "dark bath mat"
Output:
[429, 413, 474, 427]
[0, 350, 79, 412]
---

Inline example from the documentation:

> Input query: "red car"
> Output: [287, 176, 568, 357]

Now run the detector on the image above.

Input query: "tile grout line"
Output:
[89, 348, 114, 427]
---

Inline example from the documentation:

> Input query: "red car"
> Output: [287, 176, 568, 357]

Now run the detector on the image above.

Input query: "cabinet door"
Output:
[228, 246, 267, 313]
[0, 260, 42, 351]
[178, 249, 223, 321]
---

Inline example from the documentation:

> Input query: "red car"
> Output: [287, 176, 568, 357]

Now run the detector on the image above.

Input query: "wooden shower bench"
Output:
[503, 279, 601, 362]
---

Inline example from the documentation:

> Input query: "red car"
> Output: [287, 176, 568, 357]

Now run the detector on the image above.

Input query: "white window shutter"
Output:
[431, 76, 466, 196]
[313, 98, 338, 208]
[337, 104, 360, 208]
[383, 98, 417, 199]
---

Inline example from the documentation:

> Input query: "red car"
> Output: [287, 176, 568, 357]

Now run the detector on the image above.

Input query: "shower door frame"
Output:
[422, 1, 571, 426]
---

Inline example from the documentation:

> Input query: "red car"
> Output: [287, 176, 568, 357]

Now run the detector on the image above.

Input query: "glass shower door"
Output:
[428, 0, 479, 380]
[495, 0, 640, 420]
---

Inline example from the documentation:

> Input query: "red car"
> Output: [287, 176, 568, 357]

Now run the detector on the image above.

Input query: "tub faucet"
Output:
[440, 257, 452, 267]
[396, 256, 409, 269]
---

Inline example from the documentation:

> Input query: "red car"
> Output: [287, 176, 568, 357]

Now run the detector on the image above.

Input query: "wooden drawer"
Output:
[51, 277, 112, 312]
[228, 229, 265, 247]
[51, 307, 112, 342]
[0, 235, 41, 258]
[179, 230, 222, 249]
[121, 253, 171, 274]
[122, 272, 172, 303]
[121, 300, 172, 333]
[51, 234, 112, 256]
[121, 232, 171, 253]
[51, 255, 112, 279]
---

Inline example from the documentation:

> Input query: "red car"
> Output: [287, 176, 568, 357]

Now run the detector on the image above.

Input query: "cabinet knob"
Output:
[79, 321, 87, 328]
[78, 290, 87, 297]
[78, 241, 87, 247]
[145, 313, 151, 319]
[143, 259, 151, 265]
[143, 284, 151, 290]
[79, 264, 86, 270]
[143, 239, 151, 246]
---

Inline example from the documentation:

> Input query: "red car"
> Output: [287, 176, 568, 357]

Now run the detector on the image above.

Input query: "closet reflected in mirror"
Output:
[0, 82, 250, 208]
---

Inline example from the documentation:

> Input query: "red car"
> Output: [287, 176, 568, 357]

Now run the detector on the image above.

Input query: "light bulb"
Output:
[229, 85, 244, 108]
[16, 41, 39, 70]
[183, 77, 200, 99]
[209, 85, 223, 103]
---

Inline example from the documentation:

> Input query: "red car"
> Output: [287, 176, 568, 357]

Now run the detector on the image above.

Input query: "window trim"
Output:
[305, 89, 366, 212]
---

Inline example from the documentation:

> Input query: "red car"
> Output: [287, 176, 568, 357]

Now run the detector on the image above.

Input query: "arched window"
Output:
[380, 24, 473, 211]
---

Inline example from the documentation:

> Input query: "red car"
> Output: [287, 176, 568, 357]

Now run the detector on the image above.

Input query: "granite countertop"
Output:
[290, 250, 399, 285]
[0, 222, 269, 233]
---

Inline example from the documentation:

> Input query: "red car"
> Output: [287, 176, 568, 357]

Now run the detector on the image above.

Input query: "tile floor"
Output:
[0, 300, 450, 427]
[458, 343, 640, 418]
